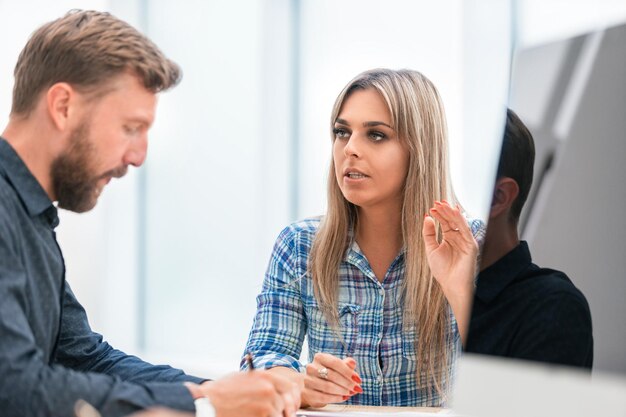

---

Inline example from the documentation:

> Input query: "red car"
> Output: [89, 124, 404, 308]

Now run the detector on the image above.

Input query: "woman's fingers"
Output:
[433, 201, 459, 231]
[302, 368, 350, 408]
[302, 377, 347, 408]
[302, 353, 363, 408]
[429, 201, 476, 247]
[422, 214, 439, 254]
[305, 364, 350, 395]
[312, 353, 361, 392]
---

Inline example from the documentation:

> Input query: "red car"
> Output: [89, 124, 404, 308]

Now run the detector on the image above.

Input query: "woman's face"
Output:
[333, 88, 409, 211]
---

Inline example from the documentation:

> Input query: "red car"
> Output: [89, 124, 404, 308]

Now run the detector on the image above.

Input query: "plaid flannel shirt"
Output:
[242, 217, 485, 406]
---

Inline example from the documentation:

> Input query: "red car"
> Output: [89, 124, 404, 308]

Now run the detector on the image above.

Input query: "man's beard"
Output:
[50, 121, 127, 213]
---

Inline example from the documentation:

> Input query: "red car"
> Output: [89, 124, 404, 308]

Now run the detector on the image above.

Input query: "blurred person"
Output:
[465, 109, 593, 369]
[0, 10, 301, 417]
[243, 69, 484, 408]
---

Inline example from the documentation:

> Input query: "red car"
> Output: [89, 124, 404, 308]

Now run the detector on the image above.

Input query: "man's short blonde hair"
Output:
[12, 9, 181, 116]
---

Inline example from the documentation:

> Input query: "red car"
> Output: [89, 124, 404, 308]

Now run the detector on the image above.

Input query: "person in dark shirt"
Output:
[465, 109, 593, 369]
[0, 9, 300, 417]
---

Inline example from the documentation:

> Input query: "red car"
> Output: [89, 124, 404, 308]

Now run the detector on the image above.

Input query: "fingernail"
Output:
[349, 390, 355, 395]
[343, 396, 349, 400]
[352, 375, 362, 384]
[354, 385, 363, 393]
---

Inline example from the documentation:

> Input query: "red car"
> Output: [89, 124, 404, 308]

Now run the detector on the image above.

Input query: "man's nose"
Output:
[123, 134, 148, 167]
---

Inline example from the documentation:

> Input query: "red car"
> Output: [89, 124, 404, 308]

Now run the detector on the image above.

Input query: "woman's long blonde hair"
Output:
[308, 68, 454, 397]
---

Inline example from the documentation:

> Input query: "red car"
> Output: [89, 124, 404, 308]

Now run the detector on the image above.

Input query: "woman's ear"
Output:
[489, 177, 520, 220]
[46, 82, 75, 132]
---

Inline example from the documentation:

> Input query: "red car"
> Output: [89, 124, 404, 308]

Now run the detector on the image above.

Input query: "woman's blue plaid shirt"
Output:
[242, 217, 485, 407]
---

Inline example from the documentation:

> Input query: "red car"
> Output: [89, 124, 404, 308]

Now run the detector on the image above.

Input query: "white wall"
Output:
[139, 0, 276, 375]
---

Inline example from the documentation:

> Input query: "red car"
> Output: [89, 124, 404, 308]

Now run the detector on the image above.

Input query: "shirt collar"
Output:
[475, 241, 532, 304]
[0, 138, 58, 226]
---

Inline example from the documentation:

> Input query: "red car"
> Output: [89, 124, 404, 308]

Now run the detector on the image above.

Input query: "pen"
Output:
[245, 352, 255, 370]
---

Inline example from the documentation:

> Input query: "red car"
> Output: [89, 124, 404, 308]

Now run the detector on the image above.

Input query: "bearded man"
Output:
[0, 9, 300, 417]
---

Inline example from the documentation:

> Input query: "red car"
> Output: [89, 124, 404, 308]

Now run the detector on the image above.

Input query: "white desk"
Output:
[298, 404, 448, 416]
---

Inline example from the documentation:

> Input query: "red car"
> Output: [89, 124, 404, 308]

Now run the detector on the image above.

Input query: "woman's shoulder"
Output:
[276, 216, 323, 243]
[268, 217, 323, 278]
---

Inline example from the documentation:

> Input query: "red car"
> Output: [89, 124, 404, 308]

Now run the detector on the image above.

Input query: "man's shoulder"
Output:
[0, 175, 22, 228]
[515, 262, 590, 309]
[523, 264, 579, 291]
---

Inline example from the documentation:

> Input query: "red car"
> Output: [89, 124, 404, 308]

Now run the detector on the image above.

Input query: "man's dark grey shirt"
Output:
[0, 138, 203, 417]
[467, 241, 593, 369]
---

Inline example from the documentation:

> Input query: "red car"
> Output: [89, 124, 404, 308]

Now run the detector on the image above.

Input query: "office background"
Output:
[0, 0, 623, 378]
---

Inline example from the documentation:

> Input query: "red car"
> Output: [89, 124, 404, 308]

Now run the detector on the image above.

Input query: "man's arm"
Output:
[0, 237, 196, 417]
[54, 283, 205, 385]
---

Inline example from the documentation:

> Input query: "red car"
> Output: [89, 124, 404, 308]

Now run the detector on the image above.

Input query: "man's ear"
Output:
[46, 82, 76, 132]
[489, 177, 519, 220]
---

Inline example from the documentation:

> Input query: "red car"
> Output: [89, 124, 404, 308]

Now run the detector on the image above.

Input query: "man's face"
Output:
[51, 73, 157, 212]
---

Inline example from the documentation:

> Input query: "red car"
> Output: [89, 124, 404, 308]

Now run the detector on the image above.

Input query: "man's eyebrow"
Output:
[126, 115, 153, 126]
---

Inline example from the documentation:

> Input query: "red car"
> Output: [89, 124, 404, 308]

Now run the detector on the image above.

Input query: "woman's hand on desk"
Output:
[300, 353, 362, 408]
[185, 371, 302, 417]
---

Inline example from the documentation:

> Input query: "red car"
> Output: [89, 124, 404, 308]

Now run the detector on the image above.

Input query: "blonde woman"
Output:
[242, 69, 483, 407]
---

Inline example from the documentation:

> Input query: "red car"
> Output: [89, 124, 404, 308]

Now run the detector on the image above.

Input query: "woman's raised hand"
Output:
[422, 200, 479, 344]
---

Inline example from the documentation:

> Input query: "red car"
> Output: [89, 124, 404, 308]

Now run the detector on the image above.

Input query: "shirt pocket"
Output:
[305, 301, 360, 358]
[401, 324, 417, 361]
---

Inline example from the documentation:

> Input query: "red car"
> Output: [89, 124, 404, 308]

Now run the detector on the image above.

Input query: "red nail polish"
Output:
[352, 375, 362, 384]
[354, 385, 363, 393]
[343, 396, 349, 401]
[349, 390, 355, 395]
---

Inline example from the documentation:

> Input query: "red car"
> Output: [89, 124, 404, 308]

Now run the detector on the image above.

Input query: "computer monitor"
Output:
[453, 20, 626, 417]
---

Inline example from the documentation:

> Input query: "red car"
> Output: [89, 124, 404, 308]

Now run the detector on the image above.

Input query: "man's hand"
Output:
[185, 370, 302, 417]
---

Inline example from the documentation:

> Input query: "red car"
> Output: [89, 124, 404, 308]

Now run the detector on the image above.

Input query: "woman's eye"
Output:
[333, 127, 350, 139]
[369, 131, 386, 142]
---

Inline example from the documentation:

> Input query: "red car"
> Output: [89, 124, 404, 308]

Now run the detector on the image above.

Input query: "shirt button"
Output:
[378, 375, 383, 384]
[379, 288, 385, 296]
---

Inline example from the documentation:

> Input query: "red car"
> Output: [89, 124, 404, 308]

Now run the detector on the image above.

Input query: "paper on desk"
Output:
[297, 409, 459, 416]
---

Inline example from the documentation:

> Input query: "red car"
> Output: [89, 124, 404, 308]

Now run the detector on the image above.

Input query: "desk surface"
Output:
[298, 404, 445, 415]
